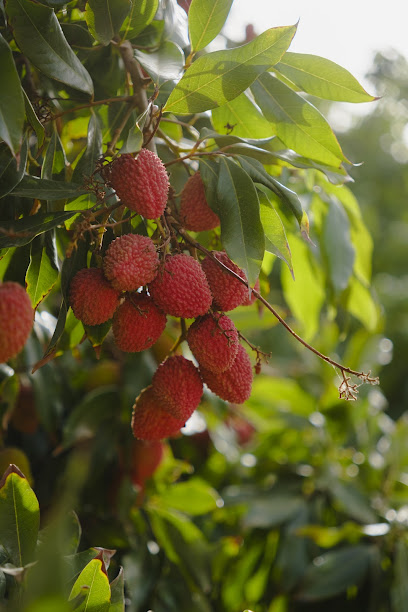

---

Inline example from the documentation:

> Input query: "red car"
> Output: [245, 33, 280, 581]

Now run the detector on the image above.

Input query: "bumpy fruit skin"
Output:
[179, 172, 220, 231]
[112, 293, 166, 352]
[0, 282, 34, 363]
[106, 151, 169, 219]
[132, 386, 185, 440]
[201, 251, 247, 311]
[152, 355, 203, 420]
[69, 268, 120, 326]
[241, 278, 260, 306]
[187, 313, 239, 372]
[200, 344, 253, 404]
[103, 234, 159, 292]
[131, 440, 165, 486]
[149, 253, 212, 318]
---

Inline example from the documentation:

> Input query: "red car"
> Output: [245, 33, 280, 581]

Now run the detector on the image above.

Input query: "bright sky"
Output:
[223, 0, 408, 95]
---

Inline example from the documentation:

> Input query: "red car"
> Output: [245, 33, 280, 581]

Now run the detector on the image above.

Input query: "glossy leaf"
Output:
[86, 0, 131, 46]
[0, 465, 40, 567]
[23, 90, 45, 148]
[72, 113, 103, 183]
[0, 139, 28, 199]
[0, 211, 79, 250]
[217, 157, 265, 284]
[211, 91, 275, 139]
[69, 552, 111, 611]
[109, 567, 125, 612]
[6, 0, 93, 96]
[275, 52, 376, 102]
[42, 129, 67, 182]
[120, 0, 159, 40]
[26, 234, 59, 308]
[10, 175, 87, 199]
[188, 0, 233, 53]
[258, 190, 292, 273]
[164, 24, 297, 114]
[0, 34, 25, 154]
[134, 41, 184, 85]
[251, 72, 348, 167]
[271, 148, 351, 184]
[322, 197, 355, 292]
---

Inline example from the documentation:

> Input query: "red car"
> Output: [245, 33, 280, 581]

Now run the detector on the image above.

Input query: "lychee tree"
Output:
[0, 1, 394, 610]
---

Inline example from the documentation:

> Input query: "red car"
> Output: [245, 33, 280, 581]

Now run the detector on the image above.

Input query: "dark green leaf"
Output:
[217, 157, 265, 284]
[0, 33, 25, 154]
[68, 552, 111, 611]
[164, 24, 297, 114]
[10, 175, 87, 199]
[120, 0, 159, 40]
[6, 0, 93, 96]
[42, 128, 67, 182]
[86, 0, 131, 46]
[0, 465, 40, 567]
[322, 197, 355, 292]
[199, 158, 219, 214]
[188, 0, 233, 53]
[244, 493, 305, 528]
[72, 113, 103, 183]
[0, 211, 79, 249]
[392, 538, 408, 612]
[251, 72, 348, 166]
[83, 320, 112, 348]
[23, 89, 45, 148]
[211, 91, 274, 139]
[0, 138, 28, 199]
[258, 189, 292, 273]
[134, 42, 184, 85]
[26, 233, 59, 308]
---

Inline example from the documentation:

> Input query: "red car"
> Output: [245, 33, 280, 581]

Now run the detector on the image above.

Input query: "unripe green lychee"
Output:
[200, 344, 253, 404]
[103, 234, 159, 292]
[112, 293, 166, 352]
[0, 282, 34, 364]
[179, 172, 220, 231]
[187, 313, 239, 372]
[131, 386, 185, 440]
[152, 355, 203, 421]
[69, 268, 120, 326]
[201, 251, 247, 311]
[149, 253, 212, 318]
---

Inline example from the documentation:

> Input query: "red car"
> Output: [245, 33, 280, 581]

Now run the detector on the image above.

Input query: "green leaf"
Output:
[199, 158, 220, 213]
[0, 210, 79, 249]
[322, 197, 355, 292]
[281, 235, 325, 341]
[258, 190, 292, 274]
[42, 129, 67, 182]
[188, 0, 233, 53]
[133, 41, 184, 85]
[83, 321, 112, 349]
[0, 138, 28, 199]
[244, 492, 305, 528]
[6, 0, 93, 96]
[211, 91, 274, 139]
[153, 479, 219, 516]
[275, 52, 377, 103]
[23, 90, 45, 148]
[72, 113, 103, 184]
[0, 464, 40, 567]
[109, 567, 125, 612]
[120, 0, 159, 41]
[26, 234, 59, 308]
[344, 276, 379, 333]
[392, 538, 408, 612]
[0, 34, 25, 154]
[271, 149, 351, 184]
[10, 175, 87, 199]
[251, 72, 348, 167]
[217, 157, 265, 285]
[86, 0, 131, 46]
[69, 552, 111, 611]
[164, 24, 297, 114]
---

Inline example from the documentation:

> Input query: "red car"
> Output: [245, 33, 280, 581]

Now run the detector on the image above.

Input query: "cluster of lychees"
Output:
[68, 148, 259, 441]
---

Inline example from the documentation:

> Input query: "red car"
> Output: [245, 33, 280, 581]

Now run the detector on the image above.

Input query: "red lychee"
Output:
[149, 253, 212, 318]
[131, 386, 185, 440]
[112, 293, 166, 352]
[201, 251, 248, 311]
[69, 267, 120, 326]
[131, 440, 165, 486]
[105, 150, 169, 219]
[103, 234, 159, 292]
[200, 344, 253, 404]
[152, 355, 203, 421]
[0, 282, 34, 363]
[179, 172, 220, 232]
[187, 313, 239, 372]
[241, 278, 260, 306]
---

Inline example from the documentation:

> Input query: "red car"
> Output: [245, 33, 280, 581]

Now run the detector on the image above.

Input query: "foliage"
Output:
[0, 0, 403, 610]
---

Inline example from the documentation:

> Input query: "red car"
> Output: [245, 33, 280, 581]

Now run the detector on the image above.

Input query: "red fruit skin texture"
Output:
[200, 344, 253, 404]
[132, 386, 185, 440]
[187, 313, 239, 373]
[241, 278, 260, 306]
[131, 439, 164, 485]
[179, 172, 220, 231]
[152, 355, 203, 421]
[69, 268, 120, 326]
[149, 253, 213, 318]
[201, 251, 248, 311]
[112, 293, 166, 352]
[0, 282, 34, 363]
[103, 234, 159, 292]
[107, 151, 169, 219]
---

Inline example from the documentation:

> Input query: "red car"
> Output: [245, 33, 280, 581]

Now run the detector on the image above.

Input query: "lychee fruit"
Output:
[103, 234, 159, 292]
[200, 344, 253, 404]
[69, 267, 120, 326]
[152, 355, 203, 421]
[187, 313, 239, 372]
[0, 282, 34, 363]
[112, 293, 166, 352]
[131, 386, 185, 440]
[179, 172, 220, 231]
[104, 150, 169, 219]
[201, 251, 248, 311]
[241, 278, 260, 306]
[131, 439, 165, 486]
[149, 253, 212, 318]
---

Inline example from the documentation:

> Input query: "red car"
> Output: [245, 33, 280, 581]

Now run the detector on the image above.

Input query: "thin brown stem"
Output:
[46, 96, 133, 122]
